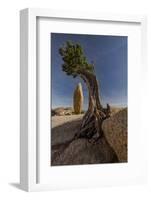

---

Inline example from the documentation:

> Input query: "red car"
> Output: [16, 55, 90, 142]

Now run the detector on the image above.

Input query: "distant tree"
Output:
[59, 41, 110, 141]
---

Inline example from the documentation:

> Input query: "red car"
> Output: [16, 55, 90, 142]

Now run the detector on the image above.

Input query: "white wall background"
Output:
[0, 0, 151, 199]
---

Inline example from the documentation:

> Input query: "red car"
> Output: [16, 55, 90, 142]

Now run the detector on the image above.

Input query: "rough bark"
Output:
[74, 69, 111, 140]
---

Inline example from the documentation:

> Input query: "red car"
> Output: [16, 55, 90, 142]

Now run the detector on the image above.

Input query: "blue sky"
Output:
[51, 33, 127, 109]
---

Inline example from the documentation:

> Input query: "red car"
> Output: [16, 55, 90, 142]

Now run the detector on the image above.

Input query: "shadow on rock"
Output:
[51, 118, 118, 166]
[51, 118, 82, 146]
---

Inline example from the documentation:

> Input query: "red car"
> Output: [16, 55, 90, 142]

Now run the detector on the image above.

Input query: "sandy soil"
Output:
[52, 114, 83, 128]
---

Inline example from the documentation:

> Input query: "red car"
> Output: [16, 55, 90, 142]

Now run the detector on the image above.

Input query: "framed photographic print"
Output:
[20, 8, 147, 191]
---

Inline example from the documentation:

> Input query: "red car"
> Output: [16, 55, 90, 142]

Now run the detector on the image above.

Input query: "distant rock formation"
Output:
[51, 107, 73, 116]
[73, 83, 84, 114]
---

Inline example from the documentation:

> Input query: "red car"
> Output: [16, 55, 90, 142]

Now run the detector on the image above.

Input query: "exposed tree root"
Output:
[74, 69, 111, 140]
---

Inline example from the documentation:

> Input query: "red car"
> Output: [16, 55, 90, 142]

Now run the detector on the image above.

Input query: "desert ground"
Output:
[51, 107, 127, 166]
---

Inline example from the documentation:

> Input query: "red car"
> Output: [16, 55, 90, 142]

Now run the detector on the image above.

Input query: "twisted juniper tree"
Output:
[59, 41, 111, 140]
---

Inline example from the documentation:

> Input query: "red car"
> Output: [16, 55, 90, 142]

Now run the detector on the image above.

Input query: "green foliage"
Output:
[59, 41, 94, 78]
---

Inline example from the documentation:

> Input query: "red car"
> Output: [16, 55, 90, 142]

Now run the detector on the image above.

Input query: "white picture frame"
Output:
[20, 8, 147, 192]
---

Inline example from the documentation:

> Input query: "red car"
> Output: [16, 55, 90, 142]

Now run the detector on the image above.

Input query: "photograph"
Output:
[51, 33, 128, 166]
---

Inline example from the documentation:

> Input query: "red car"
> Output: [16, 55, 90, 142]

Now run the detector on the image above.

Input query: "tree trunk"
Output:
[74, 69, 111, 140]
